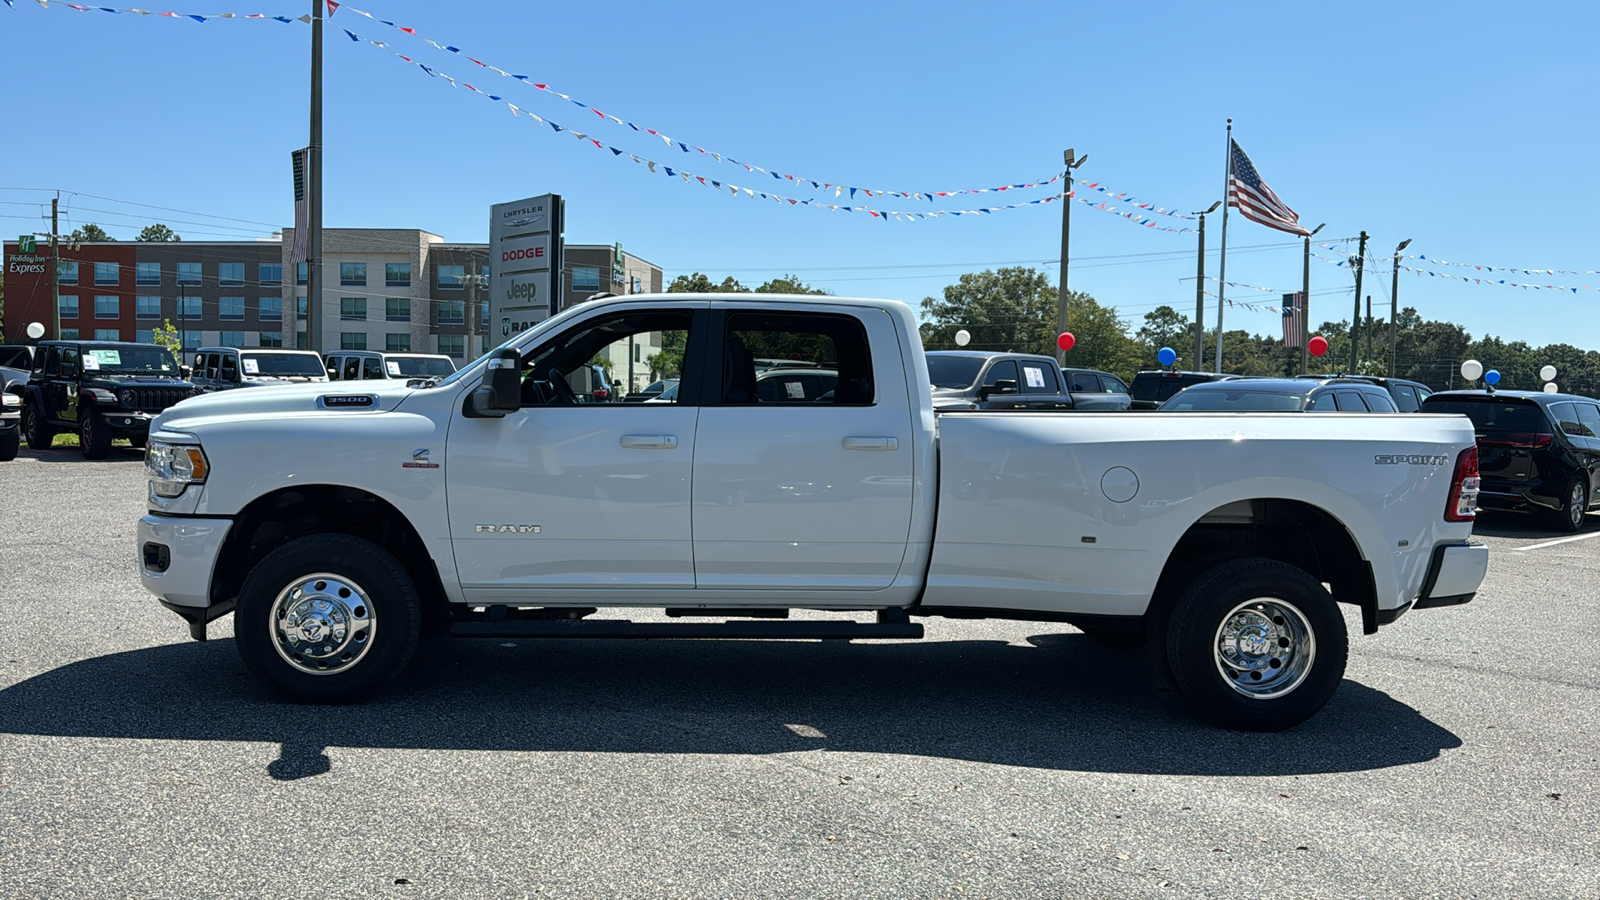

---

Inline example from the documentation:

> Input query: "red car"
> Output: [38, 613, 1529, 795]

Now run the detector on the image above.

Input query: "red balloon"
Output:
[1308, 335, 1329, 357]
[1057, 332, 1076, 352]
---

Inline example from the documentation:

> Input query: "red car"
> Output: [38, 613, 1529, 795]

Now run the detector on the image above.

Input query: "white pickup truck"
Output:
[137, 294, 1488, 730]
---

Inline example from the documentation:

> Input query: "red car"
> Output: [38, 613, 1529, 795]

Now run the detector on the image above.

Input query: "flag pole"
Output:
[1214, 118, 1233, 374]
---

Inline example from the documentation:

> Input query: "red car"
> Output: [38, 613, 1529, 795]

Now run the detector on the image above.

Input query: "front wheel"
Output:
[79, 410, 112, 460]
[1158, 557, 1347, 731]
[22, 402, 53, 451]
[235, 534, 421, 703]
[1553, 479, 1589, 533]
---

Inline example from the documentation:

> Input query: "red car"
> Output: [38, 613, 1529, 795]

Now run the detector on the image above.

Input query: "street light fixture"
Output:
[1055, 149, 1089, 366]
[1389, 238, 1412, 377]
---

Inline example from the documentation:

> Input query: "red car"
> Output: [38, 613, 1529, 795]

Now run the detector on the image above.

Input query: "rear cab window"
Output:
[1020, 361, 1059, 394]
[722, 311, 873, 405]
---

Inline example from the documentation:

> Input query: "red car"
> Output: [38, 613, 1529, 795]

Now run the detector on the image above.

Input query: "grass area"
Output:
[51, 433, 79, 448]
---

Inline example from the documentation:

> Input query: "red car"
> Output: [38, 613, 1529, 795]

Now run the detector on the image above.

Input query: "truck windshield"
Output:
[1421, 398, 1549, 435]
[82, 345, 179, 375]
[242, 352, 326, 377]
[388, 356, 457, 378]
[926, 356, 985, 389]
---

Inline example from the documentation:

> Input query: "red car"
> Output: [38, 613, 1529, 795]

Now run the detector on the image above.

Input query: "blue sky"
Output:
[2, 0, 1596, 352]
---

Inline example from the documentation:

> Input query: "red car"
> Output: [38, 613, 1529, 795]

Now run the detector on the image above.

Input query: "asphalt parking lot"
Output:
[2, 443, 1596, 899]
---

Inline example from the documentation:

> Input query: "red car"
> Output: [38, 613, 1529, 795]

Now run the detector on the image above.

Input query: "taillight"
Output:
[1445, 446, 1480, 522]
[1480, 432, 1553, 449]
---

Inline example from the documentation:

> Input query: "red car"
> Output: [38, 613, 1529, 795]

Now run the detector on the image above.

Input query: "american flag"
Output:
[1228, 140, 1310, 236]
[1281, 292, 1305, 348]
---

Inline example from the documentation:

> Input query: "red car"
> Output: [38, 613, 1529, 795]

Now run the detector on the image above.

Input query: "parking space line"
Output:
[1515, 531, 1600, 552]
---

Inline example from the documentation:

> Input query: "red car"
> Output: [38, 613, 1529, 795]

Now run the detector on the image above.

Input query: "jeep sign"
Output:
[488, 193, 563, 342]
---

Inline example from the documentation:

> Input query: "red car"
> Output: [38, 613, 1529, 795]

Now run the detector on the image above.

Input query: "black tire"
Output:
[235, 534, 422, 703]
[0, 426, 17, 462]
[1553, 479, 1588, 533]
[1158, 557, 1347, 732]
[22, 401, 53, 451]
[79, 410, 112, 460]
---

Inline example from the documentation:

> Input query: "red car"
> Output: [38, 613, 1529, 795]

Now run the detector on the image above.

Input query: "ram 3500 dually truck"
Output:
[137, 294, 1488, 730]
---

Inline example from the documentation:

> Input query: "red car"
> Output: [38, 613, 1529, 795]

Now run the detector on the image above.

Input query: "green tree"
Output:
[666, 272, 748, 294]
[136, 223, 181, 242]
[149, 319, 182, 357]
[70, 224, 113, 242]
[754, 275, 828, 295]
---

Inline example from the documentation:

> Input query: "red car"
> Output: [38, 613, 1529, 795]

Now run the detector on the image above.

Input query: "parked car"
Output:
[755, 367, 838, 402]
[1129, 370, 1244, 410]
[926, 351, 1075, 411]
[1158, 378, 1400, 412]
[622, 378, 678, 403]
[0, 344, 36, 370]
[1061, 367, 1133, 410]
[14, 340, 199, 459]
[189, 348, 330, 392]
[1421, 390, 1599, 532]
[1297, 374, 1435, 412]
[0, 388, 18, 461]
[324, 351, 458, 383]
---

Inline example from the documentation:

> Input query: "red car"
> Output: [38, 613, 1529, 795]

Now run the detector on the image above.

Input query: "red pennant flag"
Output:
[326, 0, 339, 15]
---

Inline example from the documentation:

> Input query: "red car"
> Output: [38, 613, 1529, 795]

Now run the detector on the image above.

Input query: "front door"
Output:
[691, 305, 915, 591]
[447, 304, 708, 593]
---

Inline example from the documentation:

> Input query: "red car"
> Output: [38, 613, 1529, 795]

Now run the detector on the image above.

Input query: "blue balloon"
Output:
[1157, 347, 1177, 367]
[1485, 369, 1501, 385]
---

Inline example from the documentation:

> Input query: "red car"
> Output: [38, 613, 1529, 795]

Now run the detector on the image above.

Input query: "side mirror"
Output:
[180, 365, 192, 379]
[612, 379, 623, 388]
[467, 347, 522, 418]
[977, 379, 1019, 400]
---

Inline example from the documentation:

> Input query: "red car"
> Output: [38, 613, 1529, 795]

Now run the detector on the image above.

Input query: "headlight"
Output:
[146, 440, 210, 498]
[119, 389, 136, 405]
[1, 394, 18, 408]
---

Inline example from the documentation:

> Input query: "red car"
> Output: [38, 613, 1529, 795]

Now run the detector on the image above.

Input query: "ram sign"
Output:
[488, 193, 564, 339]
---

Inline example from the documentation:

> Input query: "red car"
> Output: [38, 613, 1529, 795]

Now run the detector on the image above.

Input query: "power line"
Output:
[0, 187, 283, 228]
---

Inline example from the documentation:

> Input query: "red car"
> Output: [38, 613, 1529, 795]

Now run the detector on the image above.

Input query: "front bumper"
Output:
[1414, 541, 1489, 609]
[101, 410, 156, 434]
[138, 514, 232, 609]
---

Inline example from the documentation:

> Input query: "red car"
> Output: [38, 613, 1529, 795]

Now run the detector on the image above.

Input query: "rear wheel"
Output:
[22, 402, 53, 451]
[235, 534, 421, 703]
[79, 410, 112, 460]
[1158, 557, 1347, 731]
[1554, 479, 1589, 533]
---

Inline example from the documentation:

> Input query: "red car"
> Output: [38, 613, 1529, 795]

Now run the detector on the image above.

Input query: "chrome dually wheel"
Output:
[271, 573, 376, 675]
[1214, 598, 1316, 700]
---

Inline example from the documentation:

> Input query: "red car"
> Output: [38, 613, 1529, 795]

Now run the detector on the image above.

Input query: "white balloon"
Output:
[1460, 359, 1483, 381]
[1540, 365, 1557, 383]
[26, 322, 45, 339]
[1544, 382, 1558, 394]
[954, 329, 971, 347]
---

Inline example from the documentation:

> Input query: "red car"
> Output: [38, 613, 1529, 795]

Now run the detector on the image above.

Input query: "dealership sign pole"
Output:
[489, 194, 564, 342]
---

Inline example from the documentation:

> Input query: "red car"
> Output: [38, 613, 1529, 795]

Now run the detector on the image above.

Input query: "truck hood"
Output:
[152, 380, 418, 433]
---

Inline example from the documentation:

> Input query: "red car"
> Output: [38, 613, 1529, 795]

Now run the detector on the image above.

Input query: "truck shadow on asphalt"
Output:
[0, 632, 1461, 781]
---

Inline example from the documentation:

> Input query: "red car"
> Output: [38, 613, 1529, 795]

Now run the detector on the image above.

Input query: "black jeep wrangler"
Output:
[16, 341, 199, 460]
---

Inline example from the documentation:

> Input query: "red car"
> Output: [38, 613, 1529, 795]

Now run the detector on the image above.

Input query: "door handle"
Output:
[842, 436, 898, 451]
[620, 434, 678, 450]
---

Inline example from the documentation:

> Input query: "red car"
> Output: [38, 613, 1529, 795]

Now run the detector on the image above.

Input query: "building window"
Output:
[259, 263, 282, 285]
[136, 262, 161, 285]
[95, 295, 120, 319]
[181, 330, 203, 351]
[259, 297, 282, 321]
[572, 266, 601, 292]
[296, 331, 308, 350]
[58, 260, 79, 284]
[219, 297, 245, 320]
[385, 298, 410, 322]
[60, 328, 80, 340]
[481, 264, 490, 283]
[340, 297, 367, 321]
[385, 263, 411, 287]
[296, 262, 308, 285]
[437, 265, 464, 288]
[94, 328, 120, 341]
[179, 296, 202, 319]
[176, 262, 202, 284]
[59, 295, 79, 319]
[219, 262, 244, 285]
[297, 296, 307, 320]
[386, 333, 410, 352]
[136, 329, 154, 343]
[340, 263, 367, 286]
[94, 262, 120, 285]
[340, 332, 367, 351]
[481, 335, 491, 355]
[438, 334, 465, 358]
[136, 296, 161, 319]
[479, 301, 490, 328]
[220, 330, 244, 348]
[436, 300, 464, 325]
[259, 332, 284, 348]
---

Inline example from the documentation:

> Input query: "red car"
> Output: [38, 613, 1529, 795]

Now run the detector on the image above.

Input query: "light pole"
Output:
[1349, 230, 1368, 374]
[1056, 148, 1088, 366]
[1389, 238, 1411, 377]
[1192, 201, 1221, 371]
[1300, 224, 1324, 375]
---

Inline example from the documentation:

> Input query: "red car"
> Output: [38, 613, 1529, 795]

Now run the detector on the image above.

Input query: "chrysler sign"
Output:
[488, 194, 563, 340]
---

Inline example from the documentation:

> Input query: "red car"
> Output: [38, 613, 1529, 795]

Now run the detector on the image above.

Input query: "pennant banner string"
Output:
[1402, 254, 1597, 278]
[1310, 247, 1594, 294]
[12, 0, 307, 22]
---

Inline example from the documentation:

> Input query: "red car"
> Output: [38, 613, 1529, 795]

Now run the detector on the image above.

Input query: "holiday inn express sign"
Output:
[7, 234, 49, 275]
[488, 194, 564, 339]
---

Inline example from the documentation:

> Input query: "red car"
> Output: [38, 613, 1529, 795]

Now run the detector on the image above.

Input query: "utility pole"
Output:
[466, 251, 481, 362]
[1349, 230, 1367, 374]
[1365, 295, 1373, 363]
[1301, 224, 1324, 375]
[1056, 148, 1086, 366]
[1389, 238, 1411, 377]
[306, 0, 324, 355]
[50, 194, 60, 339]
[1193, 201, 1221, 371]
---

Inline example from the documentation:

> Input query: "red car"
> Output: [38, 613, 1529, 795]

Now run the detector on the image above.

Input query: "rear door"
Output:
[1018, 359, 1071, 410]
[1574, 403, 1600, 501]
[691, 305, 915, 591]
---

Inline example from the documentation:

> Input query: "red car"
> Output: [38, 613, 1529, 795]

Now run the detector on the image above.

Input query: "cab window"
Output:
[721, 310, 871, 405]
[1390, 384, 1420, 412]
[219, 354, 238, 382]
[983, 360, 1020, 393]
[61, 347, 80, 376]
[1363, 390, 1398, 412]
[1068, 372, 1101, 393]
[1333, 391, 1370, 411]
[204, 353, 220, 380]
[343, 357, 361, 381]
[1020, 362, 1059, 394]
[1307, 392, 1337, 411]
[520, 309, 696, 407]
[1574, 403, 1600, 438]
[325, 356, 341, 380]
[363, 357, 386, 380]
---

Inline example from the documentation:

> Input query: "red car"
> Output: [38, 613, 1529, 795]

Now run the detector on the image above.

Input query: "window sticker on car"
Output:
[785, 380, 806, 399]
[242, 359, 260, 374]
[386, 361, 402, 376]
[1023, 366, 1046, 388]
[81, 355, 101, 371]
[84, 350, 121, 369]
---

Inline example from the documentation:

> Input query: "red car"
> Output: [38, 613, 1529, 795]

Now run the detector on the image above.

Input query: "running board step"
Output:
[449, 618, 923, 640]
